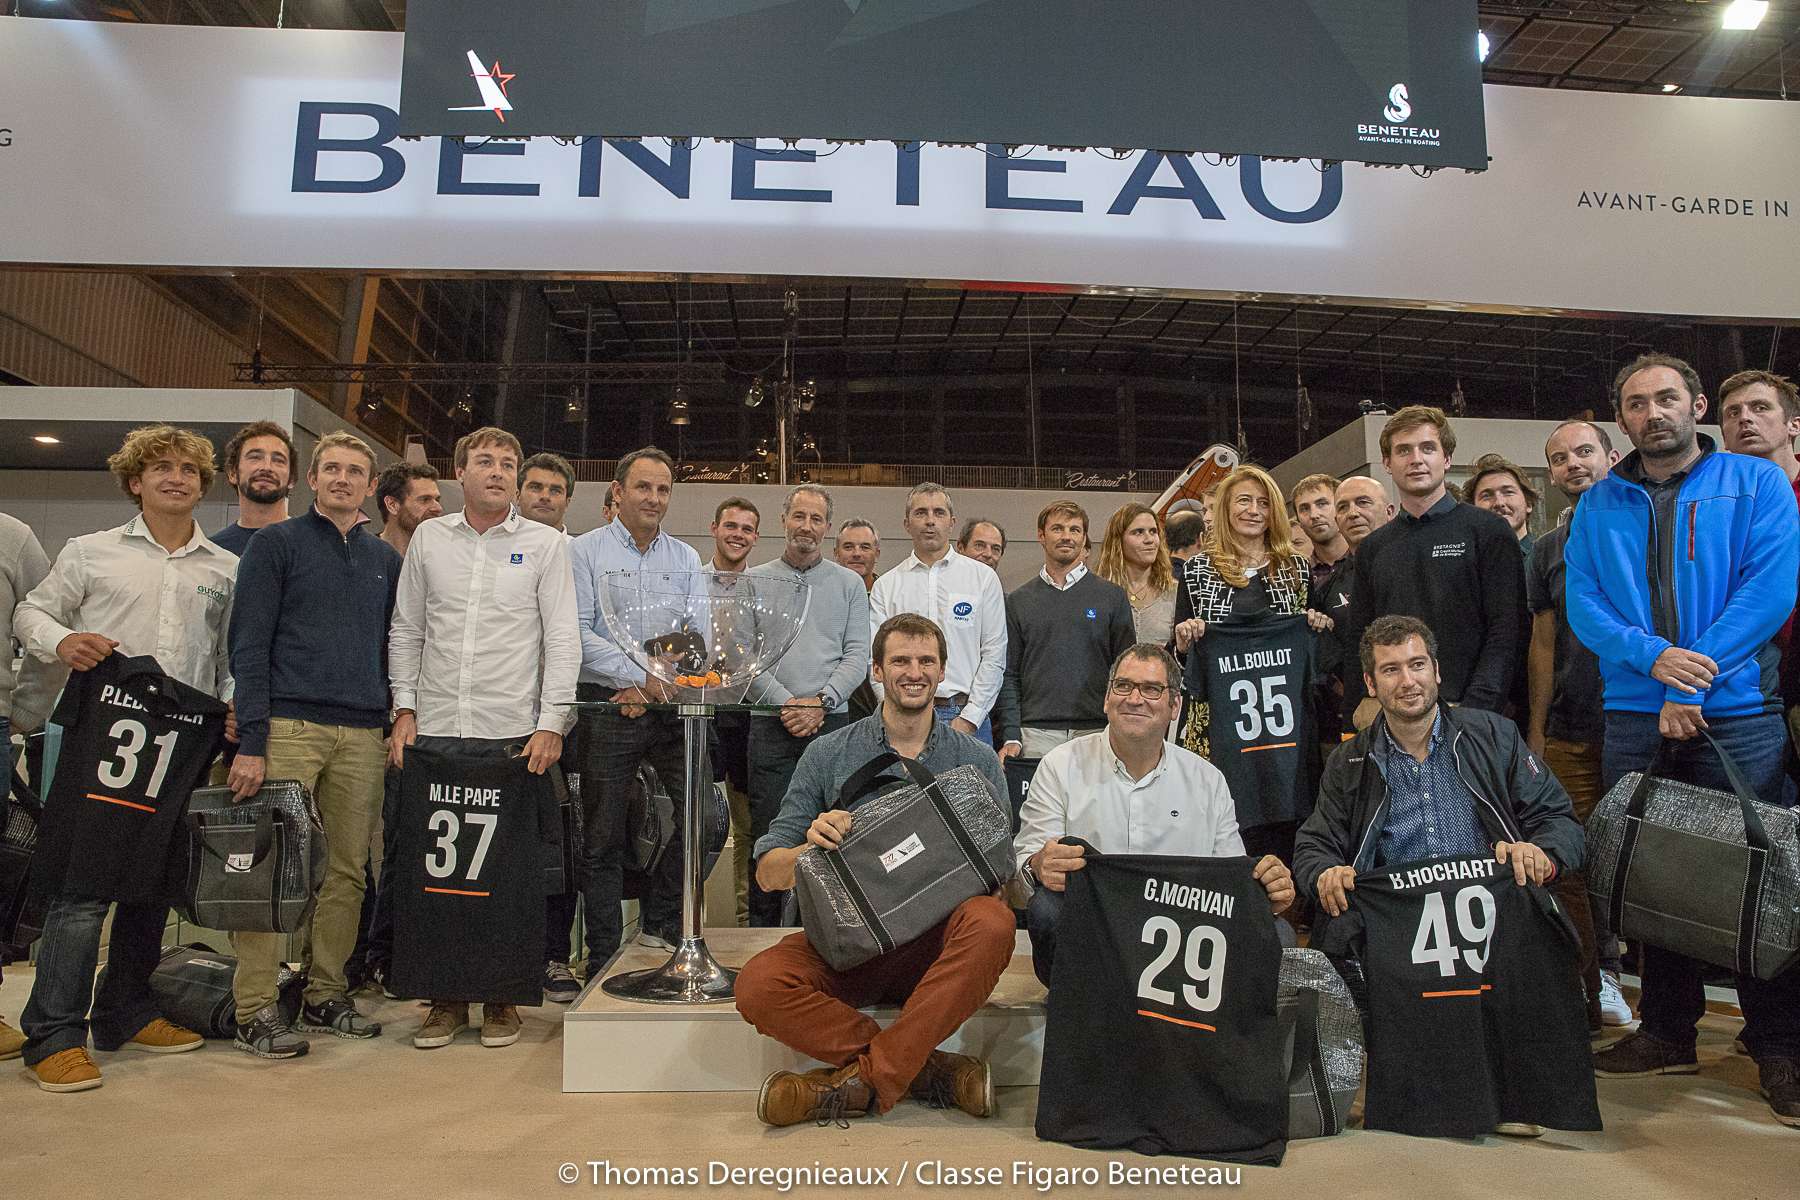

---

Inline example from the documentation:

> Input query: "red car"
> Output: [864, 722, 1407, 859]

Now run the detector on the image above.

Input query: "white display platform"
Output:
[563, 928, 1046, 1093]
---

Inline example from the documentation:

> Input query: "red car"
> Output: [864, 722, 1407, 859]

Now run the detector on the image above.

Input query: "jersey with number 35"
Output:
[34, 654, 227, 904]
[1346, 854, 1601, 1136]
[391, 746, 555, 1005]
[1199, 614, 1319, 829]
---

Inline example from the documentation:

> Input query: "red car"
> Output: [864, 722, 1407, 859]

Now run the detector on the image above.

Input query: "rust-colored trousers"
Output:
[735, 895, 1015, 1112]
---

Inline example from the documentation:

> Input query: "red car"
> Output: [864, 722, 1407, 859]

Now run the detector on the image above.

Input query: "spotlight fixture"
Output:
[1478, 31, 1490, 62]
[796, 378, 817, 413]
[1722, 1, 1768, 31]
[358, 386, 384, 419]
[450, 388, 475, 422]
[563, 386, 584, 423]
[1449, 378, 1468, 417]
[744, 377, 765, 408]
[1661, 82, 1682, 94]
[667, 383, 691, 426]
[33, 434, 60, 445]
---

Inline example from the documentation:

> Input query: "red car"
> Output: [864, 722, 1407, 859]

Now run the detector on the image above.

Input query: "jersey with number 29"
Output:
[1036, 853, 1287, 1165]
[33, 654, 227, 904]
[391, 746, 555, 1004]
[1343, 853, 1601, 1137]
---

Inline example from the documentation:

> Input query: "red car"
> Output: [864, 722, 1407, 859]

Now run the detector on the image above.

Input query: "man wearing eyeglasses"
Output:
[1013, 643, 1295, 987]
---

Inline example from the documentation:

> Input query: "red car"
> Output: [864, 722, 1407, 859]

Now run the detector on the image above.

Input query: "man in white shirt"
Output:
[14, 424, 237, 1092]
[869, 483, 1006, 744]
[387, 427, 580, 1051]
[1014, 644, 1294, 987]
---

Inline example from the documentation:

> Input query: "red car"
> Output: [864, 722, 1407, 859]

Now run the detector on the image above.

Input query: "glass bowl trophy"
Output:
[591, 568, 810, 1003]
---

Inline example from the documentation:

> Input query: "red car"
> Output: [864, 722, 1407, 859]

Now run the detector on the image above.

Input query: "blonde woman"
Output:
[1170, 467, 1332, 855]
[1096, 503, 1179, 646]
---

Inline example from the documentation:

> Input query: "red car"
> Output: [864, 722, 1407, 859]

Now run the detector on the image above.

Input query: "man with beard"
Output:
[375, 463, 443, 559]
[518, 453, 576, 535]
[735, 614, 1011, 1126]
[1525, 419, 1630, 1032]
[1570, 355, 1800, 1126]
[742, 485, 870, 926]
[996, 501, 1136, 768]
[1468, 453, 1541, 560]
[212, 422, 295, 557]
[1717, 369, 1800, 752]
[1342, 408, 1524, 728]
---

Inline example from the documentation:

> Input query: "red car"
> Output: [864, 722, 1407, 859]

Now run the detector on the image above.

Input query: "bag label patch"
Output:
[186, 958, 232, 971]
[226, 853, 255, 873]
[880, 833, 926, 873]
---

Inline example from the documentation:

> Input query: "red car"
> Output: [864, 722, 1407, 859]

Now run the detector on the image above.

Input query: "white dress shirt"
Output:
[868, 546, 1007, 726]
[1013, 729, 1243, 873]
[15, 515, 236, 700]
[1038, 562, 1088, 590]
[388, 508, 580, 740]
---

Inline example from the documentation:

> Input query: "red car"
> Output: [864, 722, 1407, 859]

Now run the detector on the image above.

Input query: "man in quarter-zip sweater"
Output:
[226, 432, 401, 1059]
[1294, 615, 1582, 940]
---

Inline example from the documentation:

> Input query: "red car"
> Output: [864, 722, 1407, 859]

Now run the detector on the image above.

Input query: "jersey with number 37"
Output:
[34, 654, 227, 904]
[391, 746, 555, 1004]
[1037, 853, 1287, 1165]
[1345, 854, 1601, 1137]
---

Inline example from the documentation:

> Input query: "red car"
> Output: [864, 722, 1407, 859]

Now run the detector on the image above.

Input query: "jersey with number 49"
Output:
[1199, 615, 1318, 829]
[391, 746, 555, 1004]
[1037, 853, 1287, 1165]
[33, 654, 227, 905]
[1345, 854, 1601, 1137]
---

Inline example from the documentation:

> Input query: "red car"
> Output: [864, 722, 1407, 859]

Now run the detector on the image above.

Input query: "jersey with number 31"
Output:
[34, 654, 227, 904]
[1347, 854, 1601, 1136]
[392, 746, 555, 1004]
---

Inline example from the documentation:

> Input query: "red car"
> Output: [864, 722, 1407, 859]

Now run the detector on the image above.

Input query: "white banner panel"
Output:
[2, 20, 1797, 319]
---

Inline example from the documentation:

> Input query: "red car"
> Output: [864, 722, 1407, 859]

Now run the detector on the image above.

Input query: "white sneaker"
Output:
[1494, 1123, 1543, 1138]
[636, 929, 673, 951]
[1598, 973, 1634, 1026]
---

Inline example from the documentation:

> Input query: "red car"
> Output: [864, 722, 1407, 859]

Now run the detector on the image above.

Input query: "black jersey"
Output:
[1343, 854, 1601, 1137]
[1199, 615, 1319, 830]
[33, 655, 226, 905]
[391, 747, 556, 1005]
[1036, 852, 1288, 1165]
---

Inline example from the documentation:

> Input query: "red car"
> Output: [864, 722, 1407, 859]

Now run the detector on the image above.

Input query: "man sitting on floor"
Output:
[1014, 643, 1294, 987]
[735, 614, 1014, 1127]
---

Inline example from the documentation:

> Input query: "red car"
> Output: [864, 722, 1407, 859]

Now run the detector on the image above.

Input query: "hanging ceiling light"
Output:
[358, 386, 384, 419]
[563, 385, 584, 423]
[1722, 1, 1769, 32]
[744, 377, 765, 408]
[667, 383, 691, 426]
[796, 378, 817, 413]
[450, 388, 475, 422]
[1449, 378, 1468, 417]
[1477, 31, 1490, 62]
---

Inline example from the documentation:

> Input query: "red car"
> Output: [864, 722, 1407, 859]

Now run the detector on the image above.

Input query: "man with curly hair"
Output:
[13, 425, 238, 1092]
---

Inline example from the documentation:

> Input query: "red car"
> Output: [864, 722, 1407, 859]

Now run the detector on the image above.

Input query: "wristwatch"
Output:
[1021, 856, 1040, 889]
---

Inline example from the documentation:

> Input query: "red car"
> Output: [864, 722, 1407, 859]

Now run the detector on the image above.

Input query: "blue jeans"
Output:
[933, 705, 992, 746]
[1602, 709, 1800, 1059]
[20, 896, 167, 1064]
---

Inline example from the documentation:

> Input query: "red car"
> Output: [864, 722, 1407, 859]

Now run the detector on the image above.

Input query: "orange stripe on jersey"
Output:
[423, 886, 491, 897]
[1421, 984, 1494, 998]
[1136, 1008, 1217, 1032]
[1239, 742, 1298, 754]
[87, 792, 155, 814]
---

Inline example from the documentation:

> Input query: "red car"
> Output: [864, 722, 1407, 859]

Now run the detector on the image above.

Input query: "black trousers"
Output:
[580, 706, 687, 965]
[745, 711, 853, 927]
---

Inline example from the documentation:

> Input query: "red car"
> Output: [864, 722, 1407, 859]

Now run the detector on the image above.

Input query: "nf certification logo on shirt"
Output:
[952, 601, 973, 618]
[509, 553, 525, 564]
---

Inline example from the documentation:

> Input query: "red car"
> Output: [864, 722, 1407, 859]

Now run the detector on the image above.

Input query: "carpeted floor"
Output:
[1, 967, 1792, 1200]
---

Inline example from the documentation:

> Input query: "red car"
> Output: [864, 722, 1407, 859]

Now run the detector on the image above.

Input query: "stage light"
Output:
[1478, 31, 1490, 62]
[1661, 82, 1682, 93]
[358, 386, 384, 419]
[667, 384, 691, 426]
[796, 378, 817, 412]
[1722, 1, 1768, 31]
[33, 435, 59, 445]
[744, 377, 765, 408]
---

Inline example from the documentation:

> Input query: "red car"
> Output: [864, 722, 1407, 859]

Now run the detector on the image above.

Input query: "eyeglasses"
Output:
[1108, 679, 1170, 700]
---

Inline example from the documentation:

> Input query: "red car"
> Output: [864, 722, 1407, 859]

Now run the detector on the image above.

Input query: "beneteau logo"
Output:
[1358, 81, 1440, 150]
[449, 50, 515, 123]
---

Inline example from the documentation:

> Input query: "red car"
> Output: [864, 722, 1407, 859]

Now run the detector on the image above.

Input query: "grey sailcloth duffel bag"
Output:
[1585, 730, 1800, 981]
[1277, 948, 1364, 1140]
[181, 780, 328, 933]
[794, 752, 1014, 971]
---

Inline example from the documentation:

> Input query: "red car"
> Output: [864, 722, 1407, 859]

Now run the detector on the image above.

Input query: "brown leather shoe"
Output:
[756, 1063, 874, 1127]
[908, 1050, 995, 1117]
[122, 1017, 203, 1054]
[33, 1048, 103, 1093]
[0, 1016, 24, 1062]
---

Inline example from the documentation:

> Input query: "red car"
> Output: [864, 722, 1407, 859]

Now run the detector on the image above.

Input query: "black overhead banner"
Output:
[399, 0, 1487, 169]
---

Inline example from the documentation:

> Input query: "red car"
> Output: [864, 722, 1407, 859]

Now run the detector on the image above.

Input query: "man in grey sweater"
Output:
[1, 511, 53, 1060]
[744, 485, 871, 926]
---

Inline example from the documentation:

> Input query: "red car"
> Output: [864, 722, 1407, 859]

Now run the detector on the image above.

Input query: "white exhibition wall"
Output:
[1, 19, 1797, 318]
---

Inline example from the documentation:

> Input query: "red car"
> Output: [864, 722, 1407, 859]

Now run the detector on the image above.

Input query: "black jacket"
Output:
[1292, 705, 1583, 934]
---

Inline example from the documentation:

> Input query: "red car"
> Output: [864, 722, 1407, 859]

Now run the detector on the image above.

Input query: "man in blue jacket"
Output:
[1565, 352, 1800, 1127]
[227, 431, 400, 1060]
